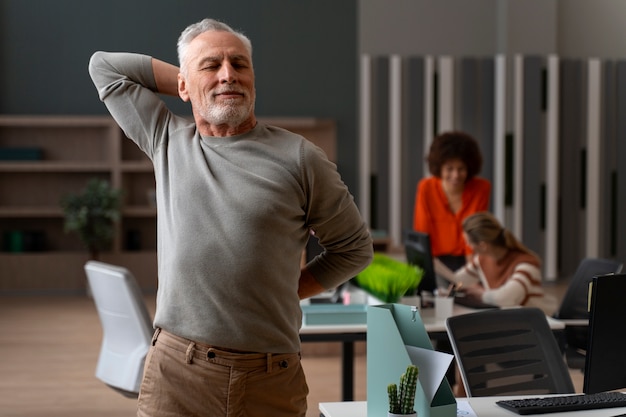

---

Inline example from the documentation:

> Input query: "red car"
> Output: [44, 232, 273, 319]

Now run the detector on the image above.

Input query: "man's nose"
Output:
[218, 63, 236, 84]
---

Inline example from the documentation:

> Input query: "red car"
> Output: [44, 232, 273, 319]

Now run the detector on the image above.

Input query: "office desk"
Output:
[299, 303, 472, 401]
[300, 305, 565, 402]
[300, 322, 366, 401]
[319, 398, 626, 417]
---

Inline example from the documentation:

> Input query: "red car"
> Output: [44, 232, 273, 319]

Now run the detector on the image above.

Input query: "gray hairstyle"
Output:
[177, 18, 253, 74]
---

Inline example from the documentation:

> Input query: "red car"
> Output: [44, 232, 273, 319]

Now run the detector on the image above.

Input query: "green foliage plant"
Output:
[388, 364, 419, 415]
[355, 253, 423, 303]
[60, 178, 122, 260]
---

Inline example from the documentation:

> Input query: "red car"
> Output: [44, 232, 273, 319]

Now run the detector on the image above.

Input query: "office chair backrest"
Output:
[556, 258, 623, 320]
[554, 258, 623, 369]
[84, 260, 153, 397]
[446, 307, 575, 397]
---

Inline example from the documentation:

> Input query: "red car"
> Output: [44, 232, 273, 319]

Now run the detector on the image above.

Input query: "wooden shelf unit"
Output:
[0, 115, 157, 293]
[0, 115, 336, 293]
[0, 115, 156, 253]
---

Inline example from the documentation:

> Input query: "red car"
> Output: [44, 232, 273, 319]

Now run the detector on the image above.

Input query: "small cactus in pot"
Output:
[388, 364, 419, 416]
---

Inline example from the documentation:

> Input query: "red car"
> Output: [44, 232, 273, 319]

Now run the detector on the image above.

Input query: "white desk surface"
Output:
[319, 398, 626, 417]
[300, 304, 565, 334]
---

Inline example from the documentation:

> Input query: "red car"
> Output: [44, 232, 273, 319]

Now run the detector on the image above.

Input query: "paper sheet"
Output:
[405, 345, 454, 404]
[455, 400, 477, 417]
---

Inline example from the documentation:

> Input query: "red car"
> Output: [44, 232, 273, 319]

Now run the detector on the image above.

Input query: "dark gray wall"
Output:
[0, 0, 359, 194]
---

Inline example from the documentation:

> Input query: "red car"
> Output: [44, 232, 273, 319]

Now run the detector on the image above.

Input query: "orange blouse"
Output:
[413, 176, 491, 257]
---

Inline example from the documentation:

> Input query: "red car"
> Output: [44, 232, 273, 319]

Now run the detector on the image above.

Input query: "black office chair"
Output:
[446, 307, 575, 397]
[553, 258, 623, 370]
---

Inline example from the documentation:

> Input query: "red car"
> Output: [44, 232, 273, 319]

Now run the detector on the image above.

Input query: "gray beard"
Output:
[201, 101, 253, 128]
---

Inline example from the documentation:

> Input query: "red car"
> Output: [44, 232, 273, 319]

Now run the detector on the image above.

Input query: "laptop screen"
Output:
[403, 230, 437, 294]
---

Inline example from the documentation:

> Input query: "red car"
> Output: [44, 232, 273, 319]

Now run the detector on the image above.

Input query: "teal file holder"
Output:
[367, 303, 457, 417]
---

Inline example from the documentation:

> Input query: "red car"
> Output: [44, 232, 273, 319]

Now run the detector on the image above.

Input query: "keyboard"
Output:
[495, 392, 626, 415]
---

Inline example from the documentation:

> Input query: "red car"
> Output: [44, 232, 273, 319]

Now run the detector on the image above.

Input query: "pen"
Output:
[445, 283, 454, 297]
[448, 282, 462, 298]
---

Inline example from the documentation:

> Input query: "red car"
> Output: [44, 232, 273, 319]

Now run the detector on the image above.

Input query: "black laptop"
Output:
[403, 229, 496, 309]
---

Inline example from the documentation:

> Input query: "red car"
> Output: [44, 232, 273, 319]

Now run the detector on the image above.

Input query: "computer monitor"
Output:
[583, 272, 626, 394]
[403, 229, 437, 294]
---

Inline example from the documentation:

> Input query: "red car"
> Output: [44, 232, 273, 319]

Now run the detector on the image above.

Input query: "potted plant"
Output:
[387, 364, 419, 417]
[60, 178, 122, 260]
[353, 253, 423, 303]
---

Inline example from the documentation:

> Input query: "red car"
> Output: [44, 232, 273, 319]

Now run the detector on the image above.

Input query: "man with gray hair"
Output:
[89, 17, 372, 417]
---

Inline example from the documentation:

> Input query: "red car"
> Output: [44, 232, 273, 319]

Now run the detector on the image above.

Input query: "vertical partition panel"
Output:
[520, 56, 544, 256]
[372, 56, 390, 231]
[359, 55, 372, 226]
[478, 58, 496, 189]
[423, 56, 435, 175]
[437, 56, 455, 133]
[460, 58, 481, 136]
[459, 57, 496, 194]
[559, 59, 585, 277]
[513, 55, 524, 237]
[586, 59, 603, 258]
[493, 55, 507, 223]
[615, 62, 626, 263]
[602, 62, 618, 258]
[544, 55, 560, 280]
[403, 57, 425, 232]
[389, 56, 403, 246]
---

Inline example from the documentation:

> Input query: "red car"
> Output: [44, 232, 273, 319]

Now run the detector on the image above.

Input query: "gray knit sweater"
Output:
[89, 51, 372, 353]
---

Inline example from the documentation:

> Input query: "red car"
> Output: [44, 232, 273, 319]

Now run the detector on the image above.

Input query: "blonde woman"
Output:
[435, 211, 556, 315]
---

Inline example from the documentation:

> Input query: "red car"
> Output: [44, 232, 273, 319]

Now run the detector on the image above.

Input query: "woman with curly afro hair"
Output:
[413, 131, 491, 278]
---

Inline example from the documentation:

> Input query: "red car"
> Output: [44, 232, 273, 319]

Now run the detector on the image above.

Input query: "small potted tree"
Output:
[60, 178, 122, 260]
[387, 364, 419, 417]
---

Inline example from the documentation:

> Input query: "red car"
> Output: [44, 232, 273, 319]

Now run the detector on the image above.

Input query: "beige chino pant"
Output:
[137, 329, 308, 417]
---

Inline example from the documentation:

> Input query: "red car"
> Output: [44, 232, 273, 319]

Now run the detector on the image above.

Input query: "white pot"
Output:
[367, 294, 386, 305]
[388, 412, 417, 417]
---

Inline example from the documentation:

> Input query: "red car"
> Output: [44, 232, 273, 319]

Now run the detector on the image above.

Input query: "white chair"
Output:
[84, 260, 154, 397]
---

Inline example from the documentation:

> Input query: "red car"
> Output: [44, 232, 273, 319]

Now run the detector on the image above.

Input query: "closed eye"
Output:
[197, 55, 251, 72]
[197, 57, 221, 71]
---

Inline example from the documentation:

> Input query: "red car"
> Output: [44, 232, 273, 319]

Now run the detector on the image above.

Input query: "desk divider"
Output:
[367, 303, 457, 417]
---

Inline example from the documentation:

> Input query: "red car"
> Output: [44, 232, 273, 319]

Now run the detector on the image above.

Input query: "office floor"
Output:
[0, 282, 582, 417]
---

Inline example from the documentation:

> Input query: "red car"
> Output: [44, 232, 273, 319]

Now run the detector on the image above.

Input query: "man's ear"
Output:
[178, 73, 190, 102]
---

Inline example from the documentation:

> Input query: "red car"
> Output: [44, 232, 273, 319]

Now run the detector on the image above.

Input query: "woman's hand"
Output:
[462, 284, 485, 302]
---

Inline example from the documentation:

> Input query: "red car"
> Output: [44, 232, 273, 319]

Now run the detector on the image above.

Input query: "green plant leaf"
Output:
[60, 178, 123, 255]
[355, 253, 423, 303]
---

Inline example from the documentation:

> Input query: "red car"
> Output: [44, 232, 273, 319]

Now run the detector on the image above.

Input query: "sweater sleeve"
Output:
[453, 256, 481, 287]
[300, 142, 373, 289]
[482, 262, 542, 307]
[88, 51, 173, 158]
